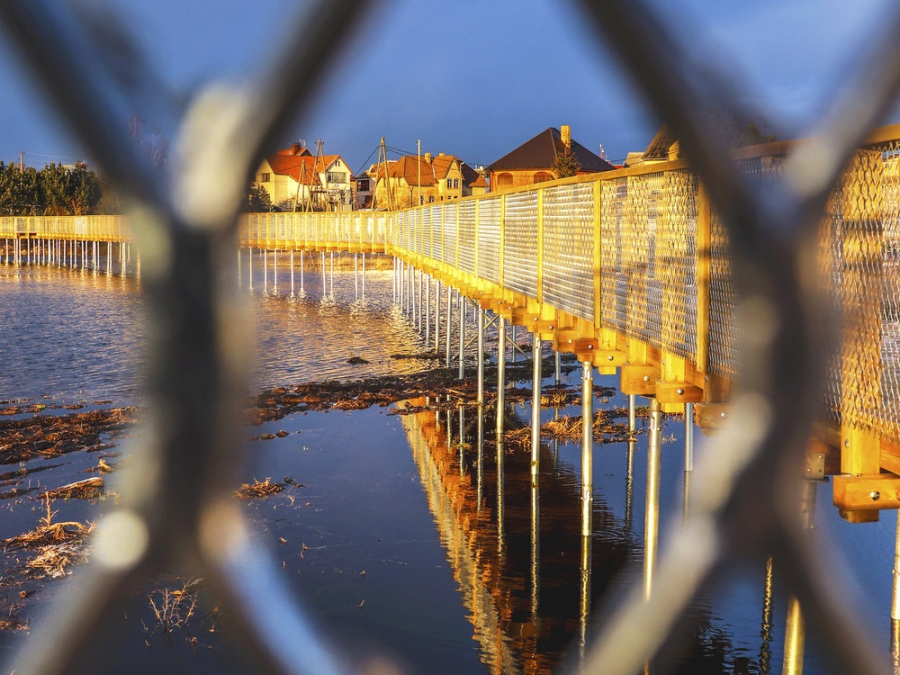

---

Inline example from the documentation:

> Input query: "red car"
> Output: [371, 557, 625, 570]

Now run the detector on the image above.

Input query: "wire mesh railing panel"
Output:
[883, 149, 900, 443]
[600, 177, 628, 333]
[431, 203, 444, 263]
[442, 201, 458, 267]
[657, 169, 698, 360]
[542, 182, 595, 321]
[458, 199, 476, 275]
[833, 147, 898, 442]
[707, 208, 738, 379]
[622, 172, 663, 348]
[503, 190, 539, 300]
[476, 196, 502, 285]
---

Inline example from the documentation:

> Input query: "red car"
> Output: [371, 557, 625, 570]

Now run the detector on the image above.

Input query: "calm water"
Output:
[0, 257, 898, 674]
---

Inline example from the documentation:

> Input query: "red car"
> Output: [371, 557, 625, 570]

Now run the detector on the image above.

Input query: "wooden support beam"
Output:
[833, 473, 900, 512]
[655, 381, 704, 405]
[695, 403, 731, 431]
[592, 349, 627, 368]
[621, 365, 658, 397]
[840, 426, 881, 476]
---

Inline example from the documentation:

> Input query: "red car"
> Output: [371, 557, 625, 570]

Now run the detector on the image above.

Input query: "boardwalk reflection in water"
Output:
[398, 397, 744, 674]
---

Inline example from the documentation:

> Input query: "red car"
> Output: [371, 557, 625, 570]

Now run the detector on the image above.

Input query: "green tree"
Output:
[553, 146, 581, 179]
[0, 163, 43, 215]
[243, 184, 273, 212]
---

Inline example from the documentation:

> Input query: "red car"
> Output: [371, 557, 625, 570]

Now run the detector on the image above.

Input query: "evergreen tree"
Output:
[553, 146, 581, 178]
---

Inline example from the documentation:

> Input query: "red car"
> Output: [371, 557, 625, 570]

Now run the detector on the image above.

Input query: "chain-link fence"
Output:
[4, 0, 900, 673]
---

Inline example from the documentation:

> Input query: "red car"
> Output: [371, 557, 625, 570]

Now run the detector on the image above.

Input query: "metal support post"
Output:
[531, 333, 542, 484]
[248, 247, 253, 291]
[555, 351, 561, 386]
[321, 252, 326, 298]
[433, 279, 440, 351]
[263, 249, 268, 294]
[892, 512, 900, 621]
[425, 273, 431, 344]
[290, 250, 295, 297]
[353, 253, 358, 301]
[644, 398, 662, 600]
[329, 251, 334, 297]
[361, 253, 366, 299]
[445, 286, 452, 368]
[477, 307, 485, 405]
[299, 250, 305, 295]
[685, 402, 694, 472]
[581, 359, 593, 538]
[273, 250, 278, 294]
[497, 315, 506, 439]
[458, 293, 466, 380]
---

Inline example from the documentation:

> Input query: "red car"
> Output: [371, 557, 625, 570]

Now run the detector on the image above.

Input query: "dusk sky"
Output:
[0, 0, 893, 176]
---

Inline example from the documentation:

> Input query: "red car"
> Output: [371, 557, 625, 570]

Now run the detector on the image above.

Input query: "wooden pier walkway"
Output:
[3, 124, 900, 523]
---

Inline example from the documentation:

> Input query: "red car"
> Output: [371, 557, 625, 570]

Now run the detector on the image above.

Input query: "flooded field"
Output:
[1, 257, 898, 674]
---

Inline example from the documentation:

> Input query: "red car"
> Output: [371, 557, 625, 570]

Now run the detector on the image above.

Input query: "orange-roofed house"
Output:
[487, 125, 615, 193]
[369, 152, 489, 209]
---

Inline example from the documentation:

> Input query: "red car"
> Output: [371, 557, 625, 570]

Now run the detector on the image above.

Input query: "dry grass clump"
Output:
[43, 477, 104, 500]
[235, 477, 284, 499]
[145, 579, 202, 645]
[3, 496, 94, 580]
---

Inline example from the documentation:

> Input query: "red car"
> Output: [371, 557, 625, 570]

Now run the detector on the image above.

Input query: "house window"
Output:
[326, 171, 347, 184]
[496, 173, 513, 187]
[260, 172, 271, 182]
[356, 178, 369, 191]
[448, 178, 459, 189]
[534, 171, 553, 183]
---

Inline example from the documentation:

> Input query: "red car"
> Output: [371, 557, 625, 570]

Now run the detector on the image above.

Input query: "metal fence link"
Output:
[5, 0, 900, 672]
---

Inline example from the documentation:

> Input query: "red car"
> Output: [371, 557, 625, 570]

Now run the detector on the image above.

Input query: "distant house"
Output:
[369, 152, 488, 209]
[254, 143, 355, 211]
[487, 125, 615, 193]
[625, 124, 681, 167]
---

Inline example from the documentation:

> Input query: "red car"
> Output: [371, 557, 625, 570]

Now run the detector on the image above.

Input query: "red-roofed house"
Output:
[486, 125, 615, 193]
[255, 143, 354, 211]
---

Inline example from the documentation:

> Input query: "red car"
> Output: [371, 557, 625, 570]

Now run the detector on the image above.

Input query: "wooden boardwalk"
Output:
[4, 124, 900, 522]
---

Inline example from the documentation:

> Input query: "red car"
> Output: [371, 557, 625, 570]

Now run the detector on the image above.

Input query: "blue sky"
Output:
[0, 0, 893, 175]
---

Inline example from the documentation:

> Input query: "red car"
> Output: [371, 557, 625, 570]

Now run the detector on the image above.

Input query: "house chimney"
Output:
[561, 125, 571, 152]
[424, 152, 433, 164]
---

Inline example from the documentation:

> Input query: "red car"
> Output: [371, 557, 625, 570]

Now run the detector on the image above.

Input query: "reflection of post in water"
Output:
[644, 398, 663, 599]
[626, 438, 635, 531]
[783, 478, 818, 675]
[579, 522, 592, 664]
[459, 403, 466, 475]
[477, 405, 484, 513]
[759, 557, 774, 675]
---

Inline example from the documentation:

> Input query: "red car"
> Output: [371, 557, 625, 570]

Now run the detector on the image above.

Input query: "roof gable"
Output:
[487, 127, 615, 173]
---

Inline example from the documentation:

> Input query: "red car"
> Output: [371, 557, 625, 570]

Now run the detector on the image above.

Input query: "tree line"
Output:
[0, 161, 114, 216]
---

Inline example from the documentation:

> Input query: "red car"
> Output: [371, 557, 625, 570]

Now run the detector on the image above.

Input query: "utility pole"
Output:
[18, 151, 24, 171]
[372, 138, 394, 212]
